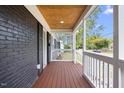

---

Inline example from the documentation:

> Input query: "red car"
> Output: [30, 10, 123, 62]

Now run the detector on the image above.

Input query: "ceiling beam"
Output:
[51, 29, 73, 32]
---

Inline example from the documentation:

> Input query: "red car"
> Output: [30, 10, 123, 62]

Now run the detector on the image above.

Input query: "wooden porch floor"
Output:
[33, 62, 91, 88]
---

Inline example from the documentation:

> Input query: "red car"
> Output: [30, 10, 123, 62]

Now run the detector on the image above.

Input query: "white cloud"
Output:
[103, 5, 113, 14]
[95, 24, 100, 28]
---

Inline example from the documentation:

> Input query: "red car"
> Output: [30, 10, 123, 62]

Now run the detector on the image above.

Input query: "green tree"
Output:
[86, 6, 110, 50]
[87, 36, 111, 49]
[76, 27, 83, 49]
[76, 6, 112, 50]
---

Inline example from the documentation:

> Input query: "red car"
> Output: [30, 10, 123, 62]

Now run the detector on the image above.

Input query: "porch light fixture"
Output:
[60, 20, 64, 24]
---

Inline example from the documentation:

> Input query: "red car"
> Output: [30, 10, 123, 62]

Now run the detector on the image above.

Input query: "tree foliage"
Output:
[76, 27, 83, 49]
[86, 36, 111, 49]
[76, 6, 112, 50]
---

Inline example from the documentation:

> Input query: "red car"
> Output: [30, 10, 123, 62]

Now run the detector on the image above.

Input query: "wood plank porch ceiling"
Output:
[37, 5, 87, 30]
[33, 62, 91, 88]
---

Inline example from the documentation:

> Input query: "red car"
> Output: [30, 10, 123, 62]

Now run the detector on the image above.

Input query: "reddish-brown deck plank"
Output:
[33, 62, 91, 88]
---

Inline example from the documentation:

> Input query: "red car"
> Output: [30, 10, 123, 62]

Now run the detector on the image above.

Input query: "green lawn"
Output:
[56, 51, 72, 60]
[61, 51, 72, 60]
[55, 50, 83, 65]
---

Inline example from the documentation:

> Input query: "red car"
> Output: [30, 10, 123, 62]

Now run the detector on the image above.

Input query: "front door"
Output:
[47, 32, 51, 64]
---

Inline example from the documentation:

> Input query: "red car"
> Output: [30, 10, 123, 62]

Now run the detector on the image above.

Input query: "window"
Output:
[85, 5, 113, 56]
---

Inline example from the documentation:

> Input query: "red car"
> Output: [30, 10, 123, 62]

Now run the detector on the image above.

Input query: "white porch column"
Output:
[82, 20, 86, 75]
[113, 5, 119, 88]
[72, 32, 76, 64]
[118, 5, 124, 88]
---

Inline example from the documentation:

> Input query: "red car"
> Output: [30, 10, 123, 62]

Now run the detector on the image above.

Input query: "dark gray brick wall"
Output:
[0, 6, 38, 88]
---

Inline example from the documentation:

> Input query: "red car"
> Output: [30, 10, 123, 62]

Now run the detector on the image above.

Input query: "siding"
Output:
[0, 6, 38, 88]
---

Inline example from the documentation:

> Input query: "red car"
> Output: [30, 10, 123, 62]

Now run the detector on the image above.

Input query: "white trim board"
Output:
[50, 60, 73, 62]
[83, 74, 95, 88]
[73, 5, 92, 32]
[51, 29, 73, 32]
[24, 5, 51, 32]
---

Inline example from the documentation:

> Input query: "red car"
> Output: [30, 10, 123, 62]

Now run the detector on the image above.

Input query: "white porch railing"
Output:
[83, 51, 114, 88]
[76, 50, 82, 65]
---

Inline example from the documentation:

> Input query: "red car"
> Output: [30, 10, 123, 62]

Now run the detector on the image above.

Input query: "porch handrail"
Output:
[83, 51, 113, 65]
[83, 51, 114, 88]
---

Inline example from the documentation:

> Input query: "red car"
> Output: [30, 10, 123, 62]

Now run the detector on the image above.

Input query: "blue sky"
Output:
[95, 5, 113, 39]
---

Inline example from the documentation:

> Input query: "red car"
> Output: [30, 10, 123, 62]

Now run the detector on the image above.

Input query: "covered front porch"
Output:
[24, 5, 124, 88]
[0, 5, 124, 88]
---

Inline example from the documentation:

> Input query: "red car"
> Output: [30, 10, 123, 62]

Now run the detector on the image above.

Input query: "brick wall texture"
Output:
[0, 6, 39, 88]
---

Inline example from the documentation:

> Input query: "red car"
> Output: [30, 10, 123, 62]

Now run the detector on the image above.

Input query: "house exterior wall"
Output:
[0, 6, 39, 87]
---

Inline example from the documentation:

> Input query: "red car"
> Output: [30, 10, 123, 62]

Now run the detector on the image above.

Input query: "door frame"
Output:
[37, 22, 43, 76]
